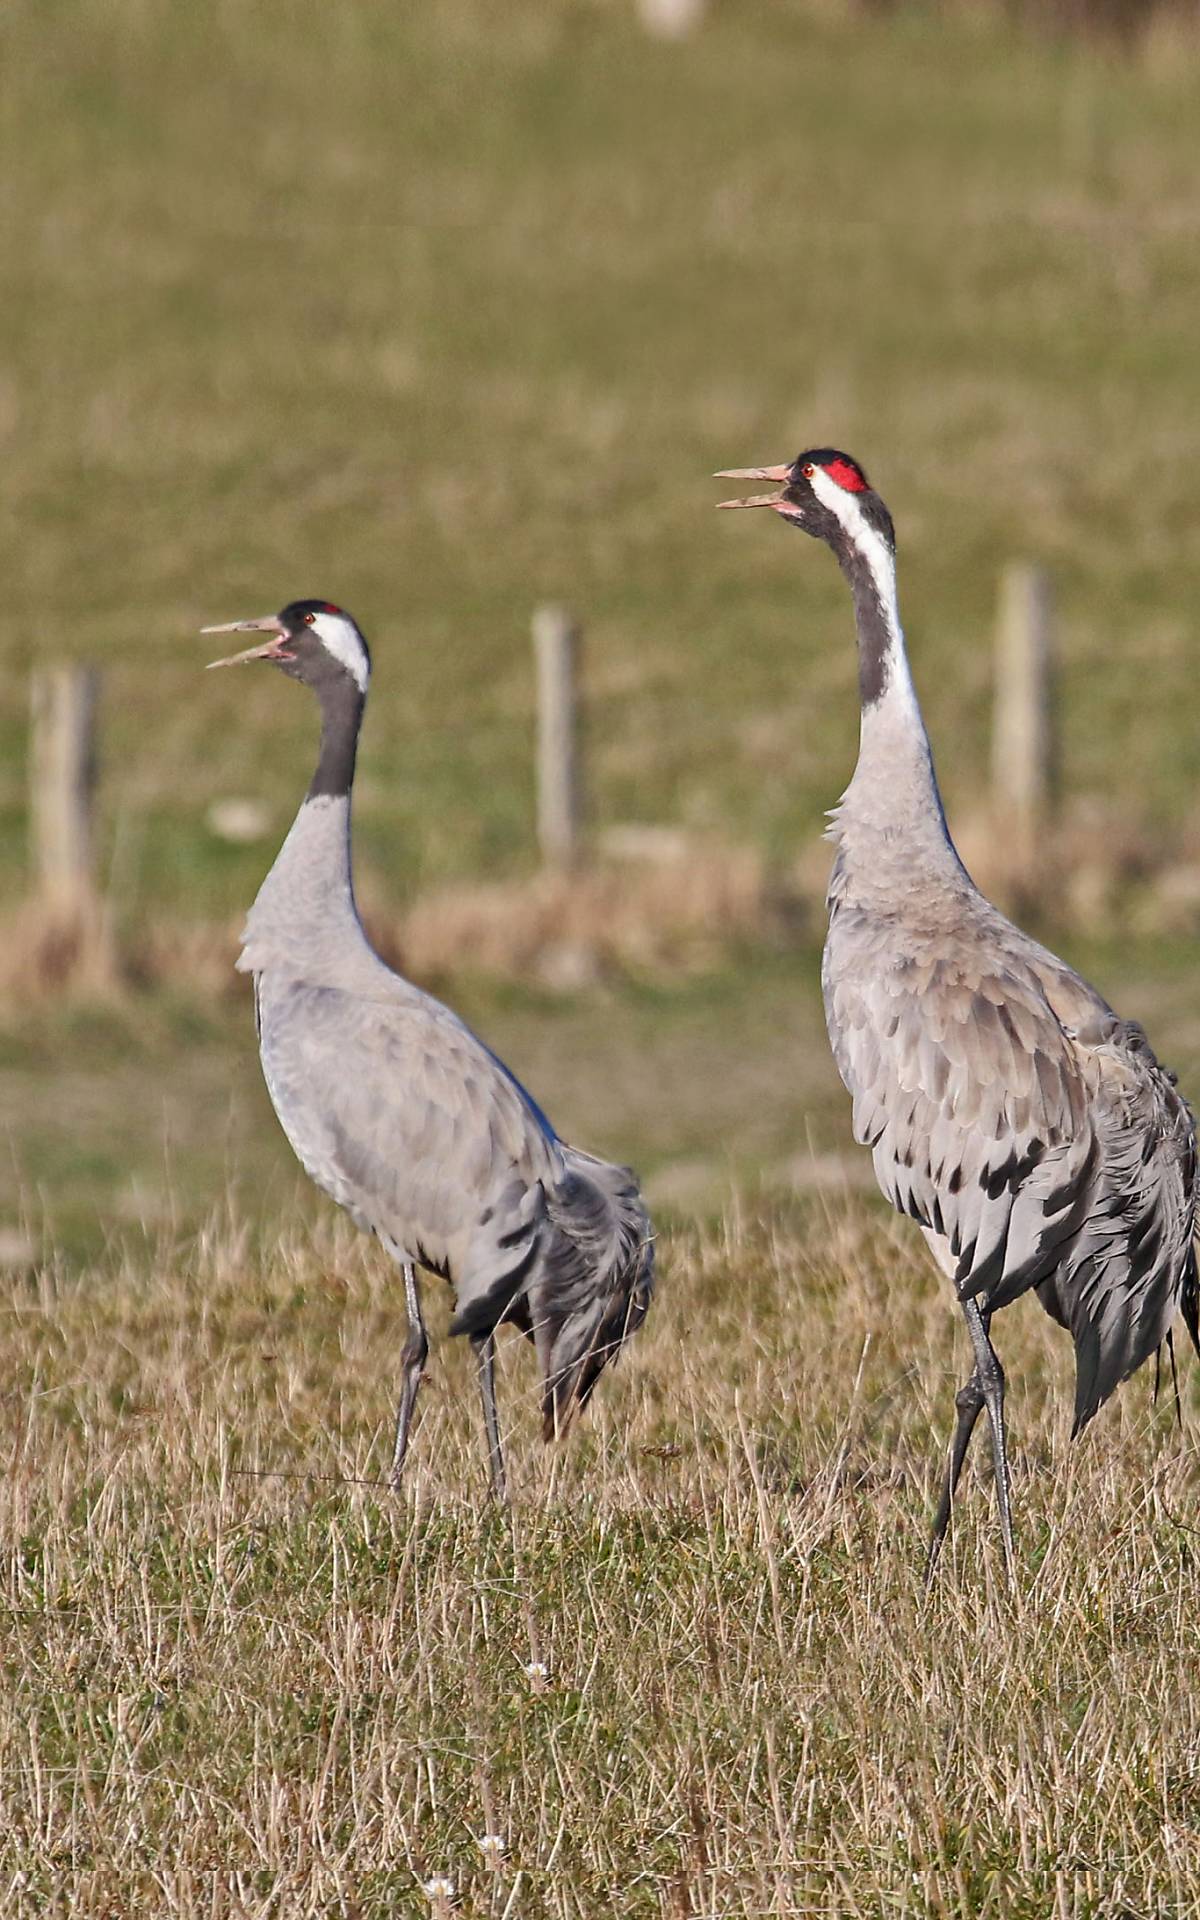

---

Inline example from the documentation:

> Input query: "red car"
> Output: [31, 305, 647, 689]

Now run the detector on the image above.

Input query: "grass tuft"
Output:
[2, 1204, 1198, 1913]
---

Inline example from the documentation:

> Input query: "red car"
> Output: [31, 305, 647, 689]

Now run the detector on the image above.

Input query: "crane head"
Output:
[714, 449, 895, 555]
[202, 600, 371, 694]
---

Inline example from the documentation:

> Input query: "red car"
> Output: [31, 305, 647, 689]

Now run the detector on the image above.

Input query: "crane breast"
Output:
[253, 972, 563, 1286]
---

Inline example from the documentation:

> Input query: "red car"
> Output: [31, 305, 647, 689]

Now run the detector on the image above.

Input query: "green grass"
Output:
[2, 1206, 1199, 1914]
[5, 1, 1200, 926]
[7, 929, 1200, 1268]
[8, 0, 1200, 1244]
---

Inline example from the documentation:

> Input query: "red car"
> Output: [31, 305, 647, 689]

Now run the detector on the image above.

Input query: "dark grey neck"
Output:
[308, 677, 365, 800]
[835, 536, 895, 708]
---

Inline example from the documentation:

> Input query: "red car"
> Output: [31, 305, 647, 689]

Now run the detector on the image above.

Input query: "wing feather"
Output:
[825, 906, 1196, 1422]
[255, 972, 655, 1423]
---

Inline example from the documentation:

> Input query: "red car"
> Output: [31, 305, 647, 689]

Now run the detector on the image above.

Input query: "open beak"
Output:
[200, 615, 291, 669]
[713, 463, 792, 511]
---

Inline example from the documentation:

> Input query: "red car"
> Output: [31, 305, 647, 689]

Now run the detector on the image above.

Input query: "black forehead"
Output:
[791, 447, 865, 479]
[279, 598, 344, 624]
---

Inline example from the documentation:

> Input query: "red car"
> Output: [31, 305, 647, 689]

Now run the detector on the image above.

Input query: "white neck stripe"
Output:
[808, 464, 923, 729]
[807, 467, 899, 625]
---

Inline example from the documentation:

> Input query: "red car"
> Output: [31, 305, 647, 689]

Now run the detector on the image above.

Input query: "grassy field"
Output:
[6, 0, 1200, 1219]
[6, 927, 1200, 1268]
[6, 5, 1200, 1910]
[6, 0, 1200, 924]
[2, 1205, 1198, 1915]
[7, 0, 1200, 1214]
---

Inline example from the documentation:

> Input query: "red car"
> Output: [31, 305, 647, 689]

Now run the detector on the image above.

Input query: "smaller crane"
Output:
[716, 450, 1198, 1577]
[202, 600, 653, 1498]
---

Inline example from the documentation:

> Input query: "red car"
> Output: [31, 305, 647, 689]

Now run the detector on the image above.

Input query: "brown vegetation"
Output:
[1, 1203, 1197, 1912]
[8, 803, 1200, 1006]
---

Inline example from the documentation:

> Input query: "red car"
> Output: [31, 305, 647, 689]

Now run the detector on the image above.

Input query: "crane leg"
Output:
[473, 1331, 507, 1503]
[926, 1350, 988, 1579]
[390, 1262, 429, 1489]
[962, 1298, 1016, 1582]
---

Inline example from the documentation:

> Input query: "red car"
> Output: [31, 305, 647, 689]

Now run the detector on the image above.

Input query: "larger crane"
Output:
[716, 450, 1198, 1575]
[202, 599, 653, 1498]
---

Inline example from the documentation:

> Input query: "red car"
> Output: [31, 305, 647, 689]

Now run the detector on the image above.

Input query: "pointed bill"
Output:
[200, 615, 288, 669]
[713, 463, 792, 510]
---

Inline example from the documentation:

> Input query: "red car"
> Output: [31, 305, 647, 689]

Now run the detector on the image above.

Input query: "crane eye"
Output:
[802, 463, 815, 479]
[304, 611, 316, 625]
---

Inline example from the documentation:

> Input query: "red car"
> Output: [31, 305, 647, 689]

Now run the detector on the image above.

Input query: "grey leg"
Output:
[962, 1298, 1016, 1582]
[390, 1262, 429, 1489]
[926, 1364, 986, 1582]
[473, 1331, 507, 1503]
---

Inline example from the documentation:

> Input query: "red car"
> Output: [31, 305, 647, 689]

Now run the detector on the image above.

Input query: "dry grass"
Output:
[11, 804, 1200, 1007]
[390, 840, 790, 987]
[2, 1201, 1198, 1915]
[0, 840, 789, 1004]
[0, 901, 120, 1004]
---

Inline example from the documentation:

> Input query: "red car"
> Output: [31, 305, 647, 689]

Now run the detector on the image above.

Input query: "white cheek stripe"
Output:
[311, 612, 370, 692]
[807, 465, 900, 633]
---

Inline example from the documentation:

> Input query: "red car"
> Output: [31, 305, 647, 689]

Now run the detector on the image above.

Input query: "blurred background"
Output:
[4, 0, 1200, 1264]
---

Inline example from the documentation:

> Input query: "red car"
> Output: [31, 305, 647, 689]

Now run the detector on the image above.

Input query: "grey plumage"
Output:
[203, 600, 653, 1494]
[717, 450, 1198, 1575]
[825, 841, 1197, 1433]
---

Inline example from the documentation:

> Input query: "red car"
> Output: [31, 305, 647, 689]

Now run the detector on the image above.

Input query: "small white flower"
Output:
[480, 1832, 507, 1863]
[523, 1659, 549, 1683]
[423, 1875, 456, 1906]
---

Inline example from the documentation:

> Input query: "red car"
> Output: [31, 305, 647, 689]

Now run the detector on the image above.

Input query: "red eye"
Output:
[802, 463, 815, 478]
[304, 611, 316, 625]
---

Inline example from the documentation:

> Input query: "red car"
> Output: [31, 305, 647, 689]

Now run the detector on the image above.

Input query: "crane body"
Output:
[202, 601, 653, 1497]
[716, 451, 1198, 1574]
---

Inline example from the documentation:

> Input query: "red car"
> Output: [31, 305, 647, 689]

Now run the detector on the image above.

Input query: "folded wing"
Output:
[824, 913, 1197, 1428]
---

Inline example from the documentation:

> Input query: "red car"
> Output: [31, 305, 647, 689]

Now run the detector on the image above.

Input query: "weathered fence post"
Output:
[30, 666, 100, 915]
[533, 605, 582, 871]
[992, 562, 1054, 883]
[28, 665, 114, 987]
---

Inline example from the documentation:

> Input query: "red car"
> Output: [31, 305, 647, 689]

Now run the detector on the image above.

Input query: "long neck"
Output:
[830, 527, 967, 889]
[239, 679, 375, 980]
[309, 678, 364, 800]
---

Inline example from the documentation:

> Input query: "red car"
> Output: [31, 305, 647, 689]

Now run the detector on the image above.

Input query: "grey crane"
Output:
[201, 599, 653, 1498]
[716, 450, 1198, 1576]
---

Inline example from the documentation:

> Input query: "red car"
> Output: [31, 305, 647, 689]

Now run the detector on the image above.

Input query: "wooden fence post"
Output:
[533, 606, 582, 870]
[30, 665, 100, 916]
[992, 562, 1054, 883]
[27, 665, 114, 988]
